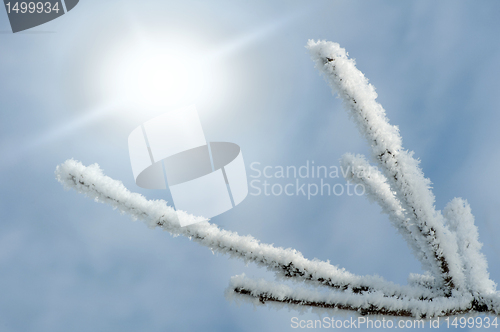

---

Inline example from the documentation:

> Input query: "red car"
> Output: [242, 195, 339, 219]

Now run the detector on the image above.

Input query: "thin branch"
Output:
[55, 159, 434, 299]
[444, 198, 497, 295]
[307, 40, 465, 293]
[227, 275, 497, 318]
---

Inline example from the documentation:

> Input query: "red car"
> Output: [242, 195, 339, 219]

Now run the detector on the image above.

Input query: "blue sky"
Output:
[1, 1, 500, 331]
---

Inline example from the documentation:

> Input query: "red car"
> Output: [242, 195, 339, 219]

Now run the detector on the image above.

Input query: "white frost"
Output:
[55, 159, 434, 299]
[307, 40, 465, 291]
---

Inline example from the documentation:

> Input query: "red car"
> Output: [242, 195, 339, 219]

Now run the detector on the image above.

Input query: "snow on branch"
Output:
[56, 40, 500, 318]
[55, 159, 433, 299]
[228, 274, 478, 319]
[444, 198, 497, 295]
[307, 40, 465, 293]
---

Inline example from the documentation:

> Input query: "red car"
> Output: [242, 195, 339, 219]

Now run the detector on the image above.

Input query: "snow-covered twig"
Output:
[307, 40, 465, 293]
[55, 159, 434, 299]
[228, 274, 482, 318]
[444, 198, 497, 295]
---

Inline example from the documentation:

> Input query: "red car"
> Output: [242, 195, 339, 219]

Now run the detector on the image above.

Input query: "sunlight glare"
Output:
[102, 41, 203, 109]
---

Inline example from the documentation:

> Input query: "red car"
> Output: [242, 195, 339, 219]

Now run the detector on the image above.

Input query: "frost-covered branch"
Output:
[227, 275, 493, 319]
[56, 159, 499, 317]
[444, 198, 497, 295]
[55, 159, 433, 299]
[307, 40, 465, 293]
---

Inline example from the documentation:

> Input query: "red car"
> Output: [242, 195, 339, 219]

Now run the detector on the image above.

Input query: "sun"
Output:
[132, 53, 191, 105]
[100, 39, 205, 109]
